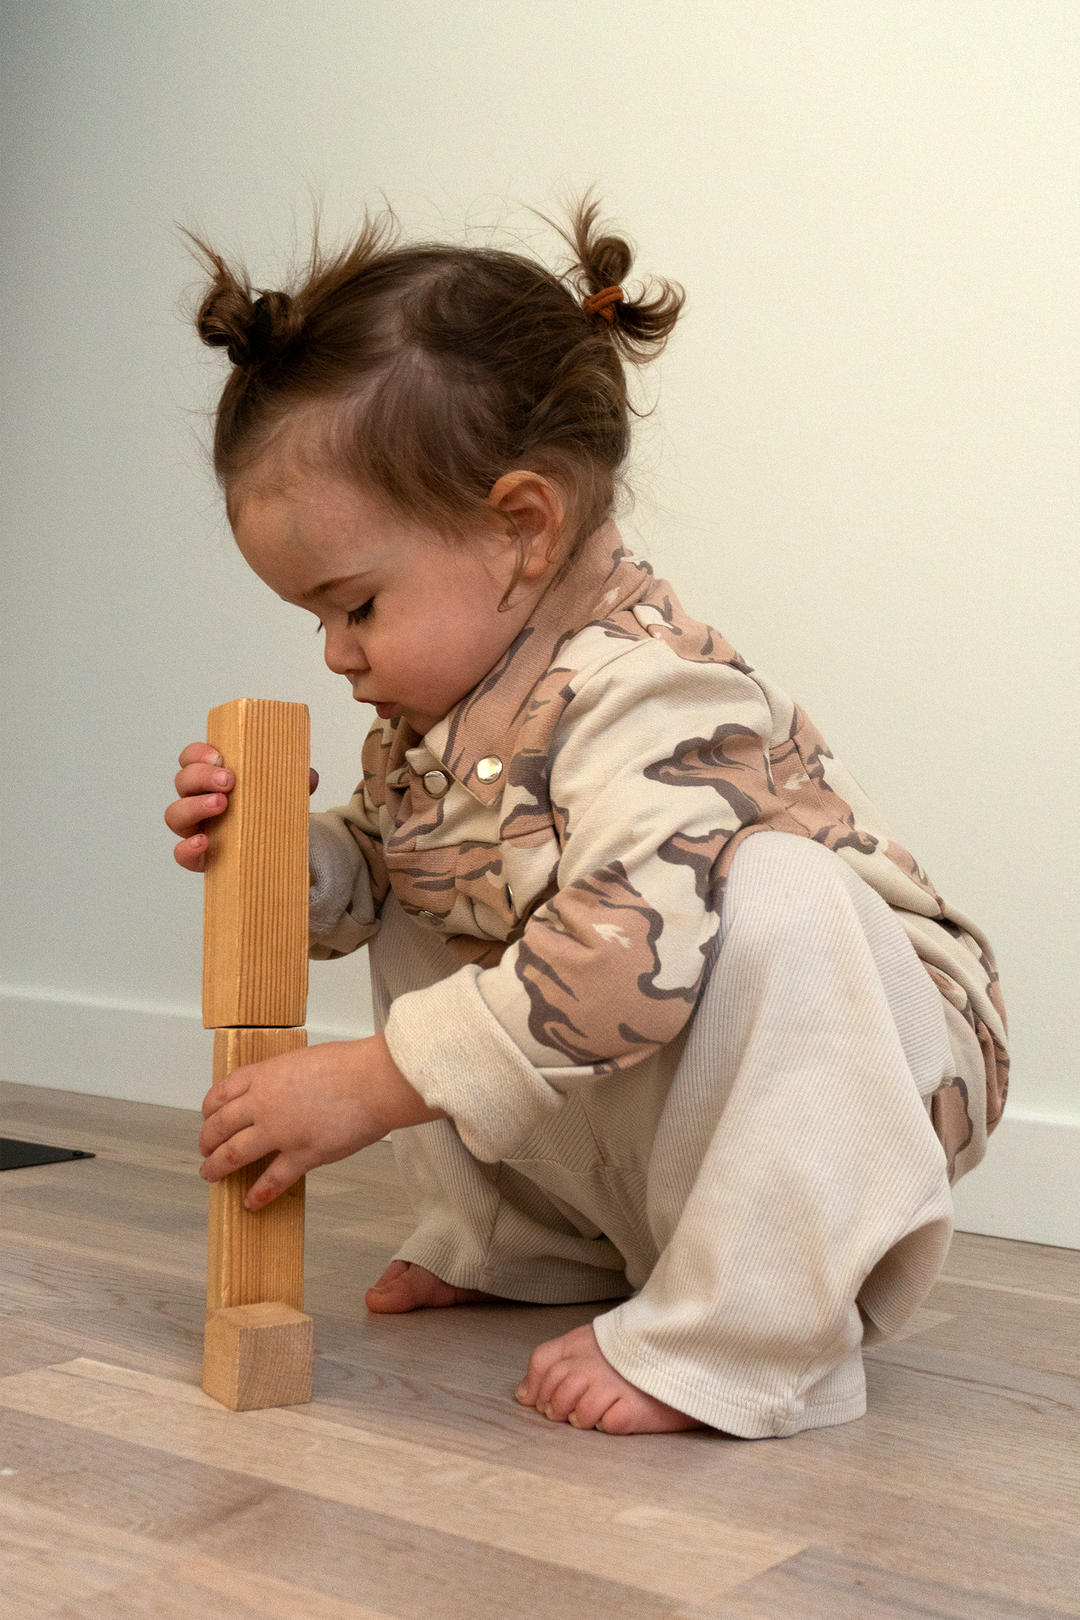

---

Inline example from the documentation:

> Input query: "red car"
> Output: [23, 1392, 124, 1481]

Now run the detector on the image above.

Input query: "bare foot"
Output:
[515, 1323, 704, 1434]
[365, 1259, 505, 1314]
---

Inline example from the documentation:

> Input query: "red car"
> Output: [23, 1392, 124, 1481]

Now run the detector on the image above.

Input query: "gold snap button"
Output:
[476, 755, 503, 784]
[423, 769, 450, 797]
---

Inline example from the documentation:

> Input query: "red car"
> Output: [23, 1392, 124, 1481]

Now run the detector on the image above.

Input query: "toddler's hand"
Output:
[165, 743, 235, 871]
[165, 742, 319, 872]
[198, 1035, 444, 1207]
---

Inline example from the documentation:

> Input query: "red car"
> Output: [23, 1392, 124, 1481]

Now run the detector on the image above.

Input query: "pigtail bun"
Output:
[558, 194, 685, 360]
[184, 233, 297, 368]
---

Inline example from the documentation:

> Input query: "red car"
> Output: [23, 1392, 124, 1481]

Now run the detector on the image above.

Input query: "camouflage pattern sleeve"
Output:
[307, 726, 391, 961]
[475, 634, 776, 1075]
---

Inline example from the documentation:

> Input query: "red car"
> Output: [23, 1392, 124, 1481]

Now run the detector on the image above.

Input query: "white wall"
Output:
[2, 3, 1077, 1242]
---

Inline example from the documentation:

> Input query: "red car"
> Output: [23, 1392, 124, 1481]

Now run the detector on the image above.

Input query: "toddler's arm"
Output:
[303, 722, 393, 959]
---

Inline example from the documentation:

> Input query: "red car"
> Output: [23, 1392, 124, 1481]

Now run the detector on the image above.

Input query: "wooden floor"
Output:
[1, 1081, 1078, 1619]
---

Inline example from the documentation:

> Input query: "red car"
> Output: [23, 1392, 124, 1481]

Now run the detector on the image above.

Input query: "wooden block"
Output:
[202, 1302, 313, 1410]
[202, 698, 310, 1030]
[206, 1028, 307, 1314]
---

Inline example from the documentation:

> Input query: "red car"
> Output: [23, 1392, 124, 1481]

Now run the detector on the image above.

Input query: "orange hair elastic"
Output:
[582, 285, 625, 324]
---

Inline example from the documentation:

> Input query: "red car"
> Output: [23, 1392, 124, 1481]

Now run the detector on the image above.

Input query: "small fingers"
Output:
[178, 742, 225, 769]
[199, 1123, 271, 1183]
[174, 760, 234, 798]
[245, 1153, 307, 1209]
[199, 1089, 254, 1154]
[165, 790, 230, 838]
[201, 1065, 254, 1121]
[201, 1079, 226, 1121]
[166, 760, 235, 870]
[172, 835, 207, 873]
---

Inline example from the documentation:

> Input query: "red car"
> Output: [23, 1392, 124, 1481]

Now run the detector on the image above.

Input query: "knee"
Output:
[722, 831, 859, 949]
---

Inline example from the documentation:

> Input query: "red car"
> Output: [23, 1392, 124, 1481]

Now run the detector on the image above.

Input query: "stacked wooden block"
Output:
[200, 699, 314, 1411]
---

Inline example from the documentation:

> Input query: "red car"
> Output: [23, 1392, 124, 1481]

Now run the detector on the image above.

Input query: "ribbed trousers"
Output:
[369, 832, 956, 1437]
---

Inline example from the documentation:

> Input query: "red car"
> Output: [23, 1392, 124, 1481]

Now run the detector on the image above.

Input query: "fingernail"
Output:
[515, 1382, 528, 1400]
[210, 753, 223, 766]
[213, 770, 230, 788]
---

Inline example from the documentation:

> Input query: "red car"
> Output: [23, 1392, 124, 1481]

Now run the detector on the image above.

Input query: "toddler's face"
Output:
[231, 453, 544, 736]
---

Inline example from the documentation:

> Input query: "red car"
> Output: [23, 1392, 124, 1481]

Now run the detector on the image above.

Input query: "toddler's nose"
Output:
[323, 626, 368, 677]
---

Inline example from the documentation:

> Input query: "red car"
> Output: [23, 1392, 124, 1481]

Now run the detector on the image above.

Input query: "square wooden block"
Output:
[203, 1301, 313, 1411]
[202, 697, 310, 1029]
[206, 1028, 307, 1317]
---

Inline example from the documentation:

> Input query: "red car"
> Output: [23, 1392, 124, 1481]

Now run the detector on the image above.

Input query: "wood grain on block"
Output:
[203, 1303, 314, 1410]
[206, 1028, 306, 1314]
[202, 698, 310, 1030]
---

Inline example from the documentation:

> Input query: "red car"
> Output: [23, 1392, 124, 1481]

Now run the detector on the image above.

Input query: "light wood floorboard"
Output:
[2, 1081, 1078, 1618]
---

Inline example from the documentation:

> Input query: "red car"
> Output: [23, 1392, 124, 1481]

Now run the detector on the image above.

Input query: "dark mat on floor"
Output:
[1, 1138, 95, 1170]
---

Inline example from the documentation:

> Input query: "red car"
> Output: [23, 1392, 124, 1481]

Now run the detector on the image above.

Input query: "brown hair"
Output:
[187, 196, 684, 562]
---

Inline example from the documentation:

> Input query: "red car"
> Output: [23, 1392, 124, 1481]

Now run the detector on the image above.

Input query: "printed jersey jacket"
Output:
[308, 524, 1008, 1177]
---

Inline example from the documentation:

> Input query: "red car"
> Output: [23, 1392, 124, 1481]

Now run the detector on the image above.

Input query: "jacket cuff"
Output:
[308, 812, 375, 956]
[383, 965, 563, 1161]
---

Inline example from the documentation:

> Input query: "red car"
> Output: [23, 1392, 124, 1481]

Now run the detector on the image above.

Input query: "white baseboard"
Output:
[2, 987, 1077, 1250]
[0, 987, 373, 1114]
[950, 1114, 1080, 1250]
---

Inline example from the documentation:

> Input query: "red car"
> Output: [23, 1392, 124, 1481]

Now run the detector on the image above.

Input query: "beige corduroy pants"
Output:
[369, 832, 957, 1437]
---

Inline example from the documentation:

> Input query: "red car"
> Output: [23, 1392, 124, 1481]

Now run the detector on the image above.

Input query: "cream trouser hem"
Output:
[371, 832, 956, 1439]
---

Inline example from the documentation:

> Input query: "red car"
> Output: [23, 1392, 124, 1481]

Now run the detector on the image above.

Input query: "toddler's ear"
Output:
[487, 470, 566, 578]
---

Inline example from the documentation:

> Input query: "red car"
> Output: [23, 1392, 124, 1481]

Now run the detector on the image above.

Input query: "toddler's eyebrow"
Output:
[296, 572, 372, 603]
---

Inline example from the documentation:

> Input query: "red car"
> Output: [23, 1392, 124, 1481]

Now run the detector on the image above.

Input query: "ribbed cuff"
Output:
[383, 965, 563, 1161]
[592, 1306, 867, 1437]
[308, 812, 374, 956]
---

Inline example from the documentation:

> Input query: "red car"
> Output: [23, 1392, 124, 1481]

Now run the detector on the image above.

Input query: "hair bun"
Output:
[220, 289, 293, 368]
[185, 234, 295, 368]
[552, 193, 684, 359]
[229, 295, 271, 366]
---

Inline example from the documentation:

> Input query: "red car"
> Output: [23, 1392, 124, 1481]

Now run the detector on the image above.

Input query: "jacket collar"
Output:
[420, 522, 654, 805]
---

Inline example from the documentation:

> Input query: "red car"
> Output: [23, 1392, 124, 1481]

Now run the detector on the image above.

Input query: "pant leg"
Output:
[370, 897, 633, 1303]
[592, 831, 956, 1439]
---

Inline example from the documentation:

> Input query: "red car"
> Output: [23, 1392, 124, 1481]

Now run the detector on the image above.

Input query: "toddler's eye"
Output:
[347, 600, 373, 625]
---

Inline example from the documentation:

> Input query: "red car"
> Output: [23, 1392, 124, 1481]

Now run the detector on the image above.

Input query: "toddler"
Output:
[166, 201, 1007, 1437]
